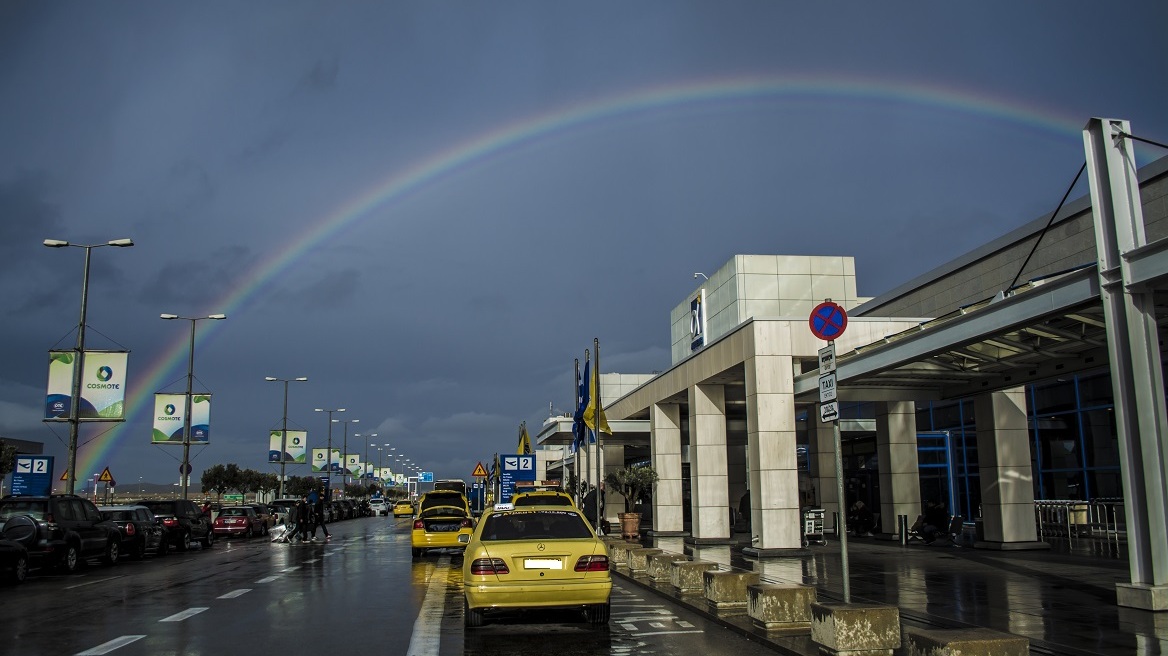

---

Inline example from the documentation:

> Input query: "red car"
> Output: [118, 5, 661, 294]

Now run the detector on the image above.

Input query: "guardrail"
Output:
[1034, 499, 1125, 544]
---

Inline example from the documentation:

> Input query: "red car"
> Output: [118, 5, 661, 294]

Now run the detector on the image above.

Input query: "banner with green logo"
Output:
[312, 448, 342, 473]
[269, 430, 307, 464]
[151, 393, 212, 444]
[45, 350, 129, 421]
[345, 454, 361, 476]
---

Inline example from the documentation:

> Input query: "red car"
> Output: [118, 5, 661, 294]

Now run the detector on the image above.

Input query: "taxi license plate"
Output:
[524, 559, 562, 570]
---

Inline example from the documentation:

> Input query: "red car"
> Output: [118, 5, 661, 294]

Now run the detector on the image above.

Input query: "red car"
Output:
[212, 506, 267, 539]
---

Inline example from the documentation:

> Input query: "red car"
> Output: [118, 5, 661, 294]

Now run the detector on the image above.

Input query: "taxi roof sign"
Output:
[98, 467, 114, 483]
[472, 462, 488, 478]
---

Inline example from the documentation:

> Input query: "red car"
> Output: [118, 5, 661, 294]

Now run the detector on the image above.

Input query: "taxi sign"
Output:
[819, 372, 837, 403]
[98, 467, 114, 483]
[472, 462, 488, 478]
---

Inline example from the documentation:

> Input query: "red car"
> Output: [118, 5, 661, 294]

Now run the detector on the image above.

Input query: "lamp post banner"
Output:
[312, 448, 329, 472]
[345, 454, 360, 476]
[45, 350, 129, 421]
[269, 430, 307, 463]
[151, 392, 211, 444]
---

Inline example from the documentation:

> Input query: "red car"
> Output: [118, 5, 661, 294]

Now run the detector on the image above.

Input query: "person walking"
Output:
[311, 490, 331, 541]
[297, 495, 313, 542]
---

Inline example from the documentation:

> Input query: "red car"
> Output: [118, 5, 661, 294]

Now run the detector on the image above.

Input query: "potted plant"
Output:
[605, 464, 658, 539]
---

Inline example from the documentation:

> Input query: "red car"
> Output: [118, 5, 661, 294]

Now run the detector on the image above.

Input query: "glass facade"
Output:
[913, 371, 1122, 521]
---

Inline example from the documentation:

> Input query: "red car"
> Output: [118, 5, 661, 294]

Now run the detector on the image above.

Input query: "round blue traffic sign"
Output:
[809, 301, 848, 341]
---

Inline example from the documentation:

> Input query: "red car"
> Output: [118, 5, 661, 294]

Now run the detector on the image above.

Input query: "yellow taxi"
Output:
[411, 490, 474, 558]
[392, 500, 415, 517]
[461, 503, 611, 627]
[511, 489, 575, 508]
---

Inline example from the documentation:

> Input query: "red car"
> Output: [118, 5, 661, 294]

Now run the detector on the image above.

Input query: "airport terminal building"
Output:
[538, 119, 1168, 610]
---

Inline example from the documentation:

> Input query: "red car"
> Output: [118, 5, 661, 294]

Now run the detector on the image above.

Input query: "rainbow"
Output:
[76, 74, 1086, 477]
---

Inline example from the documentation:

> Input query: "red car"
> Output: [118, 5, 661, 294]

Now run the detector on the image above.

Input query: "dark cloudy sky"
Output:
[2, 1, 1165, 488]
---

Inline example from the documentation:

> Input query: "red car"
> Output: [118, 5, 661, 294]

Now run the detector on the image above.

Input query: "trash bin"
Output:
[802, 507, 826, 546]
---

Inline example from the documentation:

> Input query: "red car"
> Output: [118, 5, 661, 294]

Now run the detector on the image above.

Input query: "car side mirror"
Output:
[458, 534, 470, 544]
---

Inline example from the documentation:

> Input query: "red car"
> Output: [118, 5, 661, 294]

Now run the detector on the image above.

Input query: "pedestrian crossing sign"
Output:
[472, 462, 488, 478]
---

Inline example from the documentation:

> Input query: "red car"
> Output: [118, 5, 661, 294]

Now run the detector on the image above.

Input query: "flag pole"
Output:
[573, 357, 580, 501]
[594, 337, 602, 533]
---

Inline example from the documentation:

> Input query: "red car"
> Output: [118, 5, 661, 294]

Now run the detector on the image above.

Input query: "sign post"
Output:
[809, 299, 851, 603]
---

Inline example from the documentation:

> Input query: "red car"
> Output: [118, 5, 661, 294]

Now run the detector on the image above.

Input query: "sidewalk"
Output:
[614, 532, 1160, 656]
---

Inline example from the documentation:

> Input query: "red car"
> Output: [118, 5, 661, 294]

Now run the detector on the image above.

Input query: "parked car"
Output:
[213, 506, 267, 538]
[0, 538, 29, 583]
[461, 504, 610, 627]
[249, 504, 277, 530]
[338, 500, 355, 519]
[411, 490, 474, 558]
[269, 498, 298, 525]
[136, 499, 214, 551]
[369, 499, 388, 516]
[0, 494, 121, 572]
[99, 505, 166, 559]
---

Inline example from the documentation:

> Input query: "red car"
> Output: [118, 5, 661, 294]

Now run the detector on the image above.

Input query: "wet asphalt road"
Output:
[0, 516, 781, 656]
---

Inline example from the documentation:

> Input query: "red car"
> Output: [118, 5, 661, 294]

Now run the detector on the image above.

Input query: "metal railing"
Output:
[1034, 499, 1125, 545]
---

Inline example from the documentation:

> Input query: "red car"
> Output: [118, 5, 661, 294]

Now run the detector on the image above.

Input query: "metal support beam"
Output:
[1085, 117, 1168, 610]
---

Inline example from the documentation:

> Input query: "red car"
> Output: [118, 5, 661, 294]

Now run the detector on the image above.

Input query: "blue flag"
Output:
[572, 361, 589, 451]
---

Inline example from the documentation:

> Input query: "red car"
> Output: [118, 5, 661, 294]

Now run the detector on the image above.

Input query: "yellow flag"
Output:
[582, 365, 611, 435]
[517, 423, 532, 454]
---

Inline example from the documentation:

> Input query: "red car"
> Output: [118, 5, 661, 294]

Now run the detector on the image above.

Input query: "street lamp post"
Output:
[362, 433, 378, 486]
[43, 237, 134, 495]
[335, 419, 359, 487]
[314, 408, 345, 497]
[160, 313, 226, 500]
[266, 376, 308, 499]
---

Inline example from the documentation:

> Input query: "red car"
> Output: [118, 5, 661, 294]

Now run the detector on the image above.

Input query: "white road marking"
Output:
[406, 557, 450, 656]
[75, 635, 146, 655]
[630, 630, 705, 636]
[217, 589, 251, 599]
[620, 623, 637, 631]
[159, 607, 209, 622]
[677, 620, 695, 628]
[649, 622, 666, 628]
[66, 576, 124, 590]
[256, 576, 279, 583]
[282, 566, 300, 572]
[305, 558, 320, 563]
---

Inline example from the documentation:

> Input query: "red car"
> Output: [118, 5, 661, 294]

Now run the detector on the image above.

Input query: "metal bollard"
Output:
[898, 515, 908, 545]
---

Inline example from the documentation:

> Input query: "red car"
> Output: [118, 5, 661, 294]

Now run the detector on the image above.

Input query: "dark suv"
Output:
[136, 499, 214, 551]
[0, 495, 121, 572]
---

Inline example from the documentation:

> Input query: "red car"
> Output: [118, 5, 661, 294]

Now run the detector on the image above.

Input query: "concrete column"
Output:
[975, 389, 1043, 548]
[875, 401, 922, 536]
[811, 412, 841, 530]
[688, 384, 731, 543]
[744, 353, 802, 553]
[602, 444, 625, 527]
[651, 403, 685, 535]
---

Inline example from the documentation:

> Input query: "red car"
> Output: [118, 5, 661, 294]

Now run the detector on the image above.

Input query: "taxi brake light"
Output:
[459, 518, 473, 529]
[413, 519, 425, 530]
[574, 555, 609, 572]
[470, 558, 508, 575]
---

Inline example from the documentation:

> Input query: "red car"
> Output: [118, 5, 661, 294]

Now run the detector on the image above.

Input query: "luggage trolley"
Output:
[802, 507, 827, 546]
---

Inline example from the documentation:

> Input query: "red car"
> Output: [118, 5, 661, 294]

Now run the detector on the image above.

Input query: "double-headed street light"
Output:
[266, 376, 308, 499]
[160, 313, 226, 499]
[43, 238, 134, 495]
[360, 433, 378, 484]
[314, 408, 345, 495]
[335, 418, 359, 486]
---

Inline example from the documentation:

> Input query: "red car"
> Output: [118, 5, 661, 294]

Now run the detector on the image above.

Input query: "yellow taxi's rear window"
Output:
[480, 510, 591, 541]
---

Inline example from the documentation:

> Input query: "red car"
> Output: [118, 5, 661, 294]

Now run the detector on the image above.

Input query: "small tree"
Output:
[605, 464, 659, 514]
